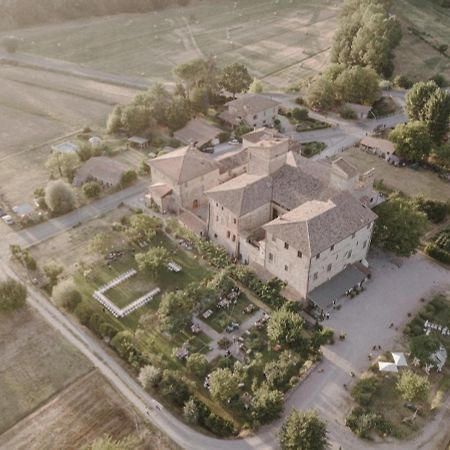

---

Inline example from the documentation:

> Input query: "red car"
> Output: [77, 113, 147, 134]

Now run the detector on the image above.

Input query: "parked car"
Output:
[201, 147, 214, 154]
[228, 139, 240, 145]
[1, 215, 15, 225]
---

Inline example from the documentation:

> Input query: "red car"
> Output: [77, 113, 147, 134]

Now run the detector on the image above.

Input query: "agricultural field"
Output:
[0, 65, 137, 206]
[2, 0, 448, 88]
[7, 0, 341, 88]
[341, 147, 450, 202]
[0, 306, 92, 434]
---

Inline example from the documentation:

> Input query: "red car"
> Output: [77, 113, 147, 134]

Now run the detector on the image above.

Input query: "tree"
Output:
[264, 351, 301, 390]
[174, 59, 208, 98]
[208, 367, 239, 403]
[160, 369, 191, 406]
[121, 104, 153, 135]
[138, 364, 162, 390]
[267, 306, 305, 347]
[433, 143, 450, 168]
[251, 383, 284, 425]
[186, 353, 209, 378]
[394, 74, 413, 89]
[43, 262, 64, 288]
[88, 435, 140, 450]
[279, 409, 328, 450]
[52, 280, 81, 311]
[373, 194, 428, 257]
[158, 291, 193, 334]
[89, 232, 110, 255]
[120, 169, 137, 187]
[46, 151, 80, 180]
[396, 370, 430, 403]
[409, 334, 441, 364]
[405, 81, 440, 122]
[190, 86, 209, 114]
[45, 180, 75, 214]
[82, 181, 101, 198]
[183, 398, 200, 424]
[220, 63, 253, 98]
[292, 107, 309, 122]
[0, 279, 27, 312]
[135, 246, 169, 275]
[1, 35, 19, 53]
[166, 96, 192, 131]
[126, 213, 161, 242]
[249, 79, 264, 93]
[335, 65, 380, 105]
[389, 121, 432, 162]
[106, 105, 123, 133]
[306, 78, 335, 111]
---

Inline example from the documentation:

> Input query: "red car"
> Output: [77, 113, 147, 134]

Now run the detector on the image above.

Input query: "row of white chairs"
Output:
[97, 269, 137, 294]
[120, 288, 161, 316]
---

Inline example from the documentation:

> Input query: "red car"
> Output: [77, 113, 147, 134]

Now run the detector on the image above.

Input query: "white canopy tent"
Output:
[392, 352, 408, 367]
[378, 362, 398, 373]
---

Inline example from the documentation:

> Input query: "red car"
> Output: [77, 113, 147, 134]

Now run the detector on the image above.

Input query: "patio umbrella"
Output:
[391, 352, 408, 367]
[378, 362, 398, 373]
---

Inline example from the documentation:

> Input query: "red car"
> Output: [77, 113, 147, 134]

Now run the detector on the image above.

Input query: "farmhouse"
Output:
[174, 118, 222, 149]
[219, 94, 280, 129]
[73, 156, 128, 188]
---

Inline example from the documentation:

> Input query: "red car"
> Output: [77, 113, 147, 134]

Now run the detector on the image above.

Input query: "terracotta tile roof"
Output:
[264, 192, 377, 256]
[149, 183, 172, 199]
[149, 145, 219, 183]
[173, 118, 222, 148]
[332, 157, 359, 178]
[360, 136, 395, 154]
[73, 156, 128, 187]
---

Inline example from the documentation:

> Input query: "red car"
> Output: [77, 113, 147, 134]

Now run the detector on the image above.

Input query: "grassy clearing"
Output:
[0, 306, 92, 434]
[341, 147, 450, 202]
[9, 0, 340, 87]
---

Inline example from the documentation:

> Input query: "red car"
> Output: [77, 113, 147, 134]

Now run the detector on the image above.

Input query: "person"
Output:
[350, 371, 355, 377]
[343, 384, 347, 390]
[326, 312, 330, 320]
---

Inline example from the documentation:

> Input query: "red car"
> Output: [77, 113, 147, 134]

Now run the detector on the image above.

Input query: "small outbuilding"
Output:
[146, 183, 174, 212]
[174, 118, 222, 149]
[127, 136, 149, 149]
[344, 103, 373, 120]
[360, 136, 396, 161]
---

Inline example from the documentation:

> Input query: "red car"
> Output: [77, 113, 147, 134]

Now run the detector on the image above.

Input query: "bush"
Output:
[120, 170, 138, 187]
[397, 370, 430, 402]
[394, 74, 413, 89]
[413, 197, 448, 223]
[160, 370, 191, 407]
[425, 243, 450, 264]
[339, 105, 357, 120]
[138, 365, 162, 390]
[429, 74, 448, 88]
[45, 180, 75, 215]
[351, 377, 379, 407]
[52, 280, 82, 311]
[192, 397, 235, 437]
[292, 107, 309, 122]
[0, 279, 27, 312]
[99, 322, 118, 339]
[82, 181, 101, 199]
[346, 407, 393, 439]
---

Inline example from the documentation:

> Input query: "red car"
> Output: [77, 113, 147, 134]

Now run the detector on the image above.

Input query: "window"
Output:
[216, 215, 218, 222]
[313, 272, 318, 280]
[227, 231, 231, 238]
[268, 253, 273, 262]
[284, 265, 289, 272]
[233, 218, 237, 224]
[363, 240, 367, 249]
[351, 233, 356, 239]
[221, 206, 224, 211]
[327, 264, 332, 272]
[214, 233, 218, 238]
[347, 250, 352, 259]
[284, 242, 289, 250]
[316, 253, 320, 260]
[232, 235, 236, 242]
[216, 202, 218, 207]
[253, 114, 257, 119]
[297, 250, 302, 258]
[330, 245, 334, 252]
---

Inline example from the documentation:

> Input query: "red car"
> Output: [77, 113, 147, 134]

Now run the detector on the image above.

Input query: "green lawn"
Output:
[200, 293, 256, 333]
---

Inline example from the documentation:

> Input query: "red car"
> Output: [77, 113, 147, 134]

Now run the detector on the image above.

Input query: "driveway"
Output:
[284, 251, 450, 450]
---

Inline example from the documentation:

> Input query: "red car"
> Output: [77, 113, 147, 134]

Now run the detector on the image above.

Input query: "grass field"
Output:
[0, 65, 136, 206]
[0, 370, 179, 450]
[3, 0, 448, 87]
[8, 0, 340, 88]
[0, 306, 93, 434]
[341, 147, 450, 202]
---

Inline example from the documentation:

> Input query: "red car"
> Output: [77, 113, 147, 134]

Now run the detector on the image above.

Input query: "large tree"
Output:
[373, 194, 428, 257]
[89, 232, 110, 255]
[279, 409, 328, 450]
[335, 65, 380, 105]
[208, 367, 239, 403]
[251, 383, 284, 425]
[220, 63, 253, 98]
[389, 121, 432, 162]
[158, 291, 192, 334]
[405, 81, 450, 143]
[186, 353, 209, 378]
[120, 104, 154, 135]
[45, 180, 75, 214]
[306, 78, 335, 111]
[135, 246, 170, 275]
[267, 306, 305, 348]
[52, 280, 82, 312]
[126, 213, 161, 242]
[0, 279, 27, 312]
[46, 151, 80, 180]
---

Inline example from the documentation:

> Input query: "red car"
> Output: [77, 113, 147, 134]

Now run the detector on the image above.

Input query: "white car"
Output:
[1, 215, 15, 225]
[228, 139, 240, 145]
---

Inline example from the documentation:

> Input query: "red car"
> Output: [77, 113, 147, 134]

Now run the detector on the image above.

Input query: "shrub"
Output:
[339, 105, 357, 120]
[99, 322, 118, 339]
[0, 279, 27, 312]
[45, 180, 75, 215]
[120, 170, 138, 187]
[394, 74, 413, 89]
[160, 370, 191, 407]
[425, 243, 450, 264]
[413, 197, 448, 223]
[292, 107, 309, 122]
[74, 301, 94, 325]
[346, 407, 393, 439]
[351, 377, 379, 406]
[82, 181, 101, 199]
[192, 397, 235, 436]
[396, 370, 430, 402]
[52, 280, 82, 311]
[138, 365, 162, 390]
